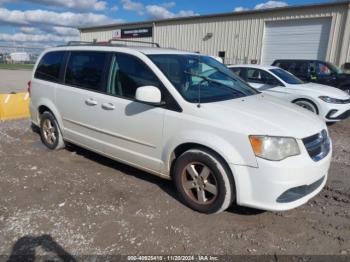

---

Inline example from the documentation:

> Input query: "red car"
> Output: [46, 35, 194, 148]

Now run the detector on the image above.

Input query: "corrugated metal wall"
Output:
[81, 24, 154, 46]
[80, 2, 350, 66]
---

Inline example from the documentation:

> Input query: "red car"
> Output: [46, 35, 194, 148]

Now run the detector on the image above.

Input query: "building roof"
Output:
[79, 1, 350, 31]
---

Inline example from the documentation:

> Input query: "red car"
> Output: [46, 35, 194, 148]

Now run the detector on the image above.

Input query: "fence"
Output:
[0, 44, 45, 69]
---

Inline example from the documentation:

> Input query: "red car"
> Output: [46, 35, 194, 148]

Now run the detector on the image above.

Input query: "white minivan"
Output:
[29, 43, 332, 213]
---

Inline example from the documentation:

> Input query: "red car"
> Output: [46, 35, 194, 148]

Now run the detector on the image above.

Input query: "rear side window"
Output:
[35, 51, 65, 82]
[65, 51, 108, 91]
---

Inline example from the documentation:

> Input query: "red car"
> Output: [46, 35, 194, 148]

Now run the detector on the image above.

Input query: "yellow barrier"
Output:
[0, 92, 30, 121]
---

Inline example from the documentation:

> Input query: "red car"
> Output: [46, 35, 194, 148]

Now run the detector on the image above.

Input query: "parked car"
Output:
[229, 65, 350, 123]
[29, 43, 331, 213]
[271, 59, 350, 94]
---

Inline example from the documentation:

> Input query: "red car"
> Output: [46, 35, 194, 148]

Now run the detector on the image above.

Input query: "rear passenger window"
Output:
[65, 51, 107, 91]
[107, 53, 162, 99]
[35, 51, 65, 82]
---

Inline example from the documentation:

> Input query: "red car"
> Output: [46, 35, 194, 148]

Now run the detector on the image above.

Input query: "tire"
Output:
[40, 111, 65, 150]
[173, 149, 235, 214]
[293, 99, 318, 114]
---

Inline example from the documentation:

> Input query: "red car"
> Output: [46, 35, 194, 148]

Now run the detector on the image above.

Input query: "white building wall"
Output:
[153, 4, 349, 65]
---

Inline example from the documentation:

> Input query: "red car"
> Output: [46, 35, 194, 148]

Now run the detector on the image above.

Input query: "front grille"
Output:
[302, 129, 330, 162]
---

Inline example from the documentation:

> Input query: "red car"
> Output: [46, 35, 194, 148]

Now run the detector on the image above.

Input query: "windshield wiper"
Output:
[183, 70, 247, 108]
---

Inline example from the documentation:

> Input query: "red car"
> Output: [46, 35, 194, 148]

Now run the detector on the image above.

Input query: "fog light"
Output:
[326, 109, 338, 119]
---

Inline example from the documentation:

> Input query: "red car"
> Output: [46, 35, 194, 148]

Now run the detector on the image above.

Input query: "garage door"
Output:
[261, 18, 331, 65]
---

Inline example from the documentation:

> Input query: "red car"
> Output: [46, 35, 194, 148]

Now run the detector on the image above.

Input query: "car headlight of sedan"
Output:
[319, 96, 347, 104]
[249, 136, 300, 161]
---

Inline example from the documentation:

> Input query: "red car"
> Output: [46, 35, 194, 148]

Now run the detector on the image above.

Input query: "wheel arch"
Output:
[162, 131, 258, 178]
[169, 143, 233, 179]
[36, 98, 64, 133]
[292, 97, 319, 114]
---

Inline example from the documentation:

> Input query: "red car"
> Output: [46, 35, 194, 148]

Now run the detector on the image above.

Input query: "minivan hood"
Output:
[298, 83, 350, 99]
[199, 94, 325, 139]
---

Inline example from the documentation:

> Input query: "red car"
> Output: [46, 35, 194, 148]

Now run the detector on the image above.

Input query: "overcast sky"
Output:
[0, 0, 330, 49]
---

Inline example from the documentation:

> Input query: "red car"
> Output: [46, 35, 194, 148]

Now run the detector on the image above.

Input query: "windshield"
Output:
[326, 62, 343, 74]
[148, 54, 259, 103]
[270, 68, 304, 85]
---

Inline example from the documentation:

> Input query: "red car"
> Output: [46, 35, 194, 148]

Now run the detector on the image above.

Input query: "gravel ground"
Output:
[0, 69, 32, 93]
[0, 119, 349, 258]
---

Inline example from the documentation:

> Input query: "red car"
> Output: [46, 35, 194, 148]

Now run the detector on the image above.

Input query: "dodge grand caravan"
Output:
[29, 43, 332, 213]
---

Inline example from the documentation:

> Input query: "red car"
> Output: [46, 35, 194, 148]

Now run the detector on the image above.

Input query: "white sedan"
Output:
[229, 65, 350, 123]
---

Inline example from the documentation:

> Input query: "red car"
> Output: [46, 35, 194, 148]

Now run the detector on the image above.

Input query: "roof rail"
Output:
[65, 41, 95, 46]
[61, 40, 160, 48]
[107, 39, 160, 47]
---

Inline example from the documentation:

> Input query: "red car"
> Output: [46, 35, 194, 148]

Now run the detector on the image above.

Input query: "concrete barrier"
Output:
[0, 92, 30, 121]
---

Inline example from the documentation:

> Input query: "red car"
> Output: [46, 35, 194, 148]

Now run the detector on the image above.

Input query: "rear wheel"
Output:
[293, 99, 318, 114]
[173, 149, 235, 214]
[40, 112, 65, 150]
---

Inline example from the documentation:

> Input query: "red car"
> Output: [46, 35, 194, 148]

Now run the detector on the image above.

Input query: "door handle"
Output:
[85, 98, 98, 106]
[101, 102, 115, 110]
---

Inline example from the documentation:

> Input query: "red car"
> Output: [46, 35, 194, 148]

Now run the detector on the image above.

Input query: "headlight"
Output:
[249, 136, 300, 161]
[319, 96, 346, 104]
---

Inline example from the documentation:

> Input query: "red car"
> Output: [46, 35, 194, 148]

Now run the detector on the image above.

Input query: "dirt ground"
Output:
[0, 119, 349, 258]
[0, 69, 32, 94]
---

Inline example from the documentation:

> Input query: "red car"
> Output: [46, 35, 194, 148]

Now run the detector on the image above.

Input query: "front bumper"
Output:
[325, 109, 350, 121]
[230, 139, 332, 211]
[319, 102, 350, 122]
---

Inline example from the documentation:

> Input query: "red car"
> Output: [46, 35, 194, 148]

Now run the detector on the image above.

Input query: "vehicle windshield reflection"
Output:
[148, 54, 259, 103]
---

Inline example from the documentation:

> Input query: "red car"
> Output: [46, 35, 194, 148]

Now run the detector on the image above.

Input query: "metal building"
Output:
[79, 1, 350, 67]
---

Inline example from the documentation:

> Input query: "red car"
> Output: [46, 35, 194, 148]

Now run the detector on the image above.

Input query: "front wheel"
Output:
[173, 149, 235, 214]
[293, 99, 318, 114]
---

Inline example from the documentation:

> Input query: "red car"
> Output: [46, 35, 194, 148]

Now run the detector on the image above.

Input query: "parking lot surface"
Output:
[0, 119, 349, 257]
[0, 69, 32, 94]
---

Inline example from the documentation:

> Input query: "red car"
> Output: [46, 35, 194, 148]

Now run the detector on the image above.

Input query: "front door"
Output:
[95, 52, 166, 173]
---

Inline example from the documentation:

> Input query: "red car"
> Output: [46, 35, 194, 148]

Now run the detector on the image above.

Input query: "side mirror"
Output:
[135, 86, 162, 104]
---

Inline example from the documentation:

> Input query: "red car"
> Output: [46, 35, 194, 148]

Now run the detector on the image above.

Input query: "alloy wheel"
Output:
[180, 162, 218, 205]
[42, 118, 57, 145]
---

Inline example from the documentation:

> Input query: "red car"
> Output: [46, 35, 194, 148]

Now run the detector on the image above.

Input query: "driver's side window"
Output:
[107, 53, 162, 100]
